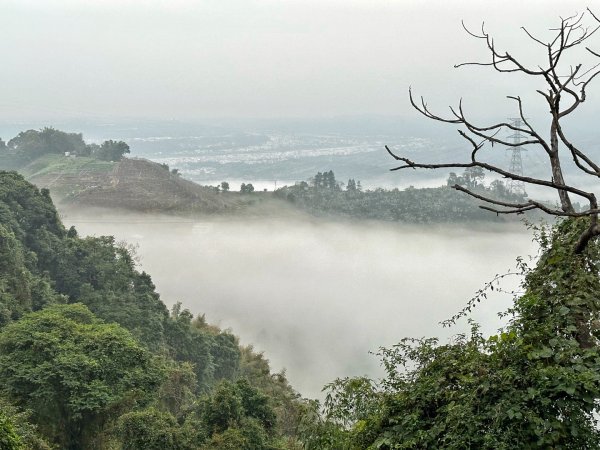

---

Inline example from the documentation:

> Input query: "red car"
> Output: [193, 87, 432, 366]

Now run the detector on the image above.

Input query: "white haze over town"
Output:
[3, 0, 600, 398]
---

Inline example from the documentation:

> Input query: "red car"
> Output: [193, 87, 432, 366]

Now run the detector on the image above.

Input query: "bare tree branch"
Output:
[393, 10, 600, 252]
[521, 26, 547, 47]
[386, 143, 594, 203]
[454, 184, 599, 217]
[480, 205, 537, 215]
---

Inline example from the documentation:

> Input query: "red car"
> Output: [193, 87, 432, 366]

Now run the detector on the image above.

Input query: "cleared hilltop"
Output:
[21, 154, 256, 214]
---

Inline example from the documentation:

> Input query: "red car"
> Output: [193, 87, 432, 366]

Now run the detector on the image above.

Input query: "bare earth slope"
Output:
[25, 155, 253, 214]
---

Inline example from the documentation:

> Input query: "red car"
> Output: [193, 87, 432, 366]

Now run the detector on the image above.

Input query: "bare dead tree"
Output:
[387, 9, 600, 253]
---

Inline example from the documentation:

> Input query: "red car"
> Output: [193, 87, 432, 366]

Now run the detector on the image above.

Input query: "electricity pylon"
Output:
[506, 118, 527, 196]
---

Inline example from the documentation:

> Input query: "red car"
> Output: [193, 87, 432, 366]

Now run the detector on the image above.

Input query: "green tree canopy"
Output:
[240, 183, 255, 193]
[92, 140, 130, 161]
[117, 408, 183, 450]
[0, 303, 163, 450]
[0, 412, 22, 450]
[7, 128, 86, 162]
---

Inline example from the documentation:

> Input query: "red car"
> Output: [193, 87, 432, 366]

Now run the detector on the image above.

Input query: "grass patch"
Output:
[23, 154, 114, 178]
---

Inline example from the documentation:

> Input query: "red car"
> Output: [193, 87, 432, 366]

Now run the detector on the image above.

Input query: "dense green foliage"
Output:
[4, 128, 87, 166]
[0, 172, 306, 448]
[0, 128, 129, 169]
[0, 304, 162, 449]
[275, 169, 528, 223]
[240, 183, 255, 193]
[89, 140, 131, 161]
[0, 412, 22, 450]
[0, 400, 51, 450]
[0, 173, 66, 325]
[306, 218, 600, 448]
[117, 408, 185, 450]
[115, 378, 282, 449]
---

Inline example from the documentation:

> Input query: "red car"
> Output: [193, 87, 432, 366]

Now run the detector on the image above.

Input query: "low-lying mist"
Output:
[62, 209, 537, 399]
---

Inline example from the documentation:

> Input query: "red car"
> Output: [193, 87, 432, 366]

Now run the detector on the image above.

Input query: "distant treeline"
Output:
[275, 168, 531, 223]
[0, 127, 130, 168]
[0, 172, 311, 449]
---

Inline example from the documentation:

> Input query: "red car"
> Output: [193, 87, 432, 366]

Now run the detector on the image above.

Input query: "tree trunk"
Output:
[550, 119, 574, 213]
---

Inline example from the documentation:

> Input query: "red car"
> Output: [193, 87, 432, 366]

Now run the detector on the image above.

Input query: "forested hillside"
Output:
[0, 171, 309, 449]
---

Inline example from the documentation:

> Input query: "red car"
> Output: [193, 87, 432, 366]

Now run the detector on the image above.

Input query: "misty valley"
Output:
[63, 212, 535, 401]
[5, 2, 600, 449]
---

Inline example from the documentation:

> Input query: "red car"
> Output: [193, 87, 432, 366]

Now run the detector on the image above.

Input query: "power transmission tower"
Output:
[506, 118, 527, 196]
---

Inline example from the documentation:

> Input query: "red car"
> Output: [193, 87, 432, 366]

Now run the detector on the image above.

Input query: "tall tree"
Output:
[313, 172, 323, 189]
[93, 140, 130, 161]
[346, 178, 356, 191]
[240, 183, 255, 194]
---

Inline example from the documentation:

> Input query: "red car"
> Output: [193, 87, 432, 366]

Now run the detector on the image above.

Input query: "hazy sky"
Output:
[1, 0, 598, 120]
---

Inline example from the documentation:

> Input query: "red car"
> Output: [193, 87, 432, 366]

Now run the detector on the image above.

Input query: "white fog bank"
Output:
[63, 211, 537, 399]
